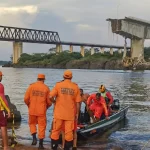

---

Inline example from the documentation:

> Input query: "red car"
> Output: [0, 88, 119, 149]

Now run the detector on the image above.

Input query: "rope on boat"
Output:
[10, 113, 18, 148]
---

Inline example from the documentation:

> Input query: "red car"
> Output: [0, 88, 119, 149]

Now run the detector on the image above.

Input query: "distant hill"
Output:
[0, 61, 10, 65]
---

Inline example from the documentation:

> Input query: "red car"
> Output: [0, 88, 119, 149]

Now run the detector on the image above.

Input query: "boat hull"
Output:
[77, 106, 129, 139]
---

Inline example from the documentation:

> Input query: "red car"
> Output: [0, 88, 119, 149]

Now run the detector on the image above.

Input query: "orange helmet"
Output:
[63, 70, 72, 79]
[99, 85, 106, 93]
[37, 74, 45, 79]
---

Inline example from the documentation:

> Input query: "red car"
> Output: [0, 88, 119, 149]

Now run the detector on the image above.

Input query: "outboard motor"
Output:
[111, 99, 120, 111]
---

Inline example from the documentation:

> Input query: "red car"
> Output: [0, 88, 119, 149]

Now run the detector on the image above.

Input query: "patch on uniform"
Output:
[61, 88, 75, 95]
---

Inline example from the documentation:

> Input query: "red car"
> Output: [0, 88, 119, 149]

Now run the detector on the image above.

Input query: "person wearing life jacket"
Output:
[87, 93, 109, 123]
[0, 71, 11, 150]
[24, 74, 51, 149]
[99, 85, 114, 107]
[49, 70, 81, 150]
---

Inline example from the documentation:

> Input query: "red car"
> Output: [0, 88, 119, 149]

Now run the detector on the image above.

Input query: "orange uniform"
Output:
[50, 79, 81, 142]
[24, 80, 51, 139]
[87, 93, 108, 119]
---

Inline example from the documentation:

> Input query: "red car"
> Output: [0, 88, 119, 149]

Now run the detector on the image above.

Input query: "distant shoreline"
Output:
[3, 59, 150, 70]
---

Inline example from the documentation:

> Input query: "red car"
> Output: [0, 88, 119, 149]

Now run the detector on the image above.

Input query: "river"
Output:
[0, 67, 150, 150]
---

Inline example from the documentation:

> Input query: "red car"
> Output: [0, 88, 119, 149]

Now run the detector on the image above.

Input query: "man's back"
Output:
[50, 79, 81, 120]
[24, 81, 50, 116]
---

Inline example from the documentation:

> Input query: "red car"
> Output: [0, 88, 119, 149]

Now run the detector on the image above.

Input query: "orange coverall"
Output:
[50, 79, 81, 142]
[87, 93, 108, 119]
[24, 81, 51, 139]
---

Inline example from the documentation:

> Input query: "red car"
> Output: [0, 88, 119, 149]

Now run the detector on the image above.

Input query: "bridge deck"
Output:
[0, 25, 130, 49]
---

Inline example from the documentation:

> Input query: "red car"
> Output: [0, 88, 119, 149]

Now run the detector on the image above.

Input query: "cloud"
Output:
[0, 5, 38, 27]
[76, 24, 100, 31]
[0, 5, 38, 14]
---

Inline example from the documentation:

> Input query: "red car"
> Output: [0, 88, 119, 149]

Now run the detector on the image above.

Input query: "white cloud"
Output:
[76, 24, 100, 31]
[0, 5, 38, 27]
[0, 5, 38, 14]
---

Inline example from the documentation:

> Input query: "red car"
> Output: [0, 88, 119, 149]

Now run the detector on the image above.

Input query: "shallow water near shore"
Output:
[0, 68, 150, 150]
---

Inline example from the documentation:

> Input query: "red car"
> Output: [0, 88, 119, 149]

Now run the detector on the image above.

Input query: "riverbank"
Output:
[2, 51, 150, 70]
[6, 59, 150, 70]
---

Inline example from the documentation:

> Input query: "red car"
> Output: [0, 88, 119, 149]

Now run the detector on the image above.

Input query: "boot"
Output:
[51, 139, 59, 150]
[38, 139, 45, 149]
[72, 147, 77, 150]
[64, 140, 73, 150]
[31, 133, 37, 145]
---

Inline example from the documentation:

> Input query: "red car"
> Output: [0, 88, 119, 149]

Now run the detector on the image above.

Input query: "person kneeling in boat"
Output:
[99, 85, 114, 107]
[99, 85, 114, 114]
[87, 93, 109, 123]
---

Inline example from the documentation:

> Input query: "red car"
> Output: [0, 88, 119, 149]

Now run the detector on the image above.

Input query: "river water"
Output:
[1, 67, 150, 150]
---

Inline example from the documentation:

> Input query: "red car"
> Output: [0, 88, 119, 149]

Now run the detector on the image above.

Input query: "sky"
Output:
[0, 0, 150, 60]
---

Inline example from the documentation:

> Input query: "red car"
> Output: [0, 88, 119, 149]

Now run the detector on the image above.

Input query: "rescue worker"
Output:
[87, 93, 109, 123]
[49, 70, 81, 150]
[24, 74, 51, 149]
[0, 71, 11, 150]
[99, 85, 114, 107]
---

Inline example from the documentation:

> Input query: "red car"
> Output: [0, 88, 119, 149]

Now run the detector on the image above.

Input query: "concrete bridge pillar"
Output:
[56, 44, 60, 53]
[100, 48, 104, 54]
[80, 46, 85, 57]
[59, 45, 62, 52]
[13, 42, 23, 64]
[56, 44, 62, 53]
[110, 48, 113, 55]
[69, 45, 73, 53]
[91, 47, 95, 55]
[131, 39, 144, 60]
[118, 49, 122, 54]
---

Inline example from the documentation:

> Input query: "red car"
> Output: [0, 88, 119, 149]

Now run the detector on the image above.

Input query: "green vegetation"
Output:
[17, 48, 150, 66]
[17, 50, 123, 66]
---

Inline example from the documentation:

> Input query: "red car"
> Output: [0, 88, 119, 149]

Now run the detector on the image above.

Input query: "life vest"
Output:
[101, 92, 106, 98]
[101, 89, 109, 98]
[101, 90, 110, 105]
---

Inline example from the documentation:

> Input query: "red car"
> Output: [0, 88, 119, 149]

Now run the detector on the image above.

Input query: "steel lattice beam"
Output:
[0, 25, 61, 44]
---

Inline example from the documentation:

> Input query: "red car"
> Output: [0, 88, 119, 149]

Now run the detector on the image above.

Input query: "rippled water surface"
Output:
[1, 67, 150, 150]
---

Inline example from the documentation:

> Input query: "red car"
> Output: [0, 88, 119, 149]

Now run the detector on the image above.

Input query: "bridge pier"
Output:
[100, 48, 104, 54]
[60, 45, 63, 52]
[56, 44, 62, 53]
[69, 45, 73, 53]
[107, 17, 150, 62]
[118, 48, 122, 54]
[110, 48, 113, 55]
[13, 42, 23, 64]
[80, 46, 85, 57]
[131, 39, 144, 59]
[91, 47, 95, 55]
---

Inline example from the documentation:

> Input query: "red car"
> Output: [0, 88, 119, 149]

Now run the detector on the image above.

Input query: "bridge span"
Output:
[0, 25, 129, 64]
